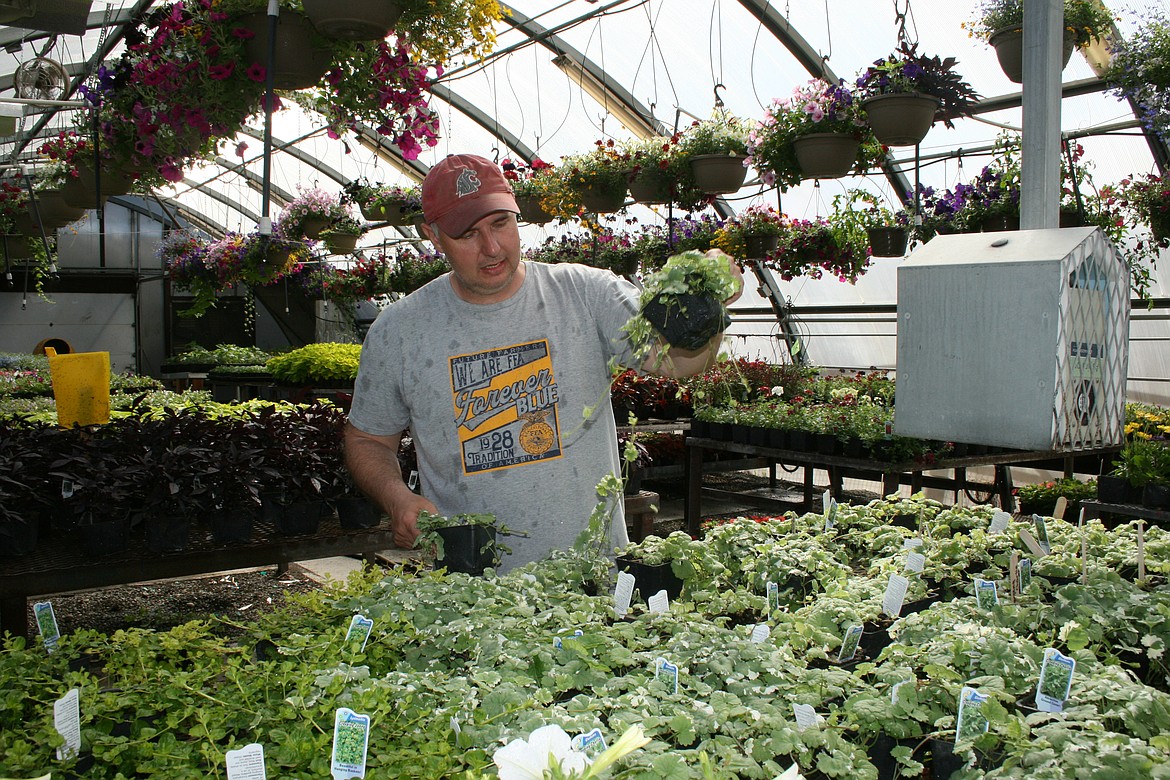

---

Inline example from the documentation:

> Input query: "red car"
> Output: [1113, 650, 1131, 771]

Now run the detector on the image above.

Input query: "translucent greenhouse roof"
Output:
[1, 0, 1169, 393]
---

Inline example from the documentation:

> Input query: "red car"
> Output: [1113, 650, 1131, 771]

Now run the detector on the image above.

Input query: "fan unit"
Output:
[0, 0, 35, 25]
[13, 57, 68, 102]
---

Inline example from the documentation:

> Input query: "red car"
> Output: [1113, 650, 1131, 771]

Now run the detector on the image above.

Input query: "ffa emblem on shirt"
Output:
[456, 168, 481, 197]
[518, 410, 555, 455]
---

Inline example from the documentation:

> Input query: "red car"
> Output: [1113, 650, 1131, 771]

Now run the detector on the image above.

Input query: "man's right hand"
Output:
[388, 489, 438, 550]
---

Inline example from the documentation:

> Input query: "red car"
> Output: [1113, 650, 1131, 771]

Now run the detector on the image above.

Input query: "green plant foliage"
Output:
[266, 343, 362, 385]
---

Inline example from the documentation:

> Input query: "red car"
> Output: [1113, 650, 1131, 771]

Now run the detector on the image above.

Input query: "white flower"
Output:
[494, 724, 591, 780]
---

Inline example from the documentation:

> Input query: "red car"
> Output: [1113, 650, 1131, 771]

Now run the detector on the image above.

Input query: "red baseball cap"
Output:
[422, 154, 519, 237]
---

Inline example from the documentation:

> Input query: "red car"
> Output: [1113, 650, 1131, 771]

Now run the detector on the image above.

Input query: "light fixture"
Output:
[552, 53, 659, 140]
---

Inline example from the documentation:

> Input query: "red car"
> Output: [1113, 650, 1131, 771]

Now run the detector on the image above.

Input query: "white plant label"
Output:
[1032, 514, 1052, 554]
[750, 624, 771, 644]
[33, 601, 60, 654]
[882, 574, 909, 618]
[766, 581, 780, 613]
[60, 479, 74, 499]
[989, 511, 1011, 534]
[905, 551, 926, 574]
[792, 703, 822, 732]
[613, 572, 634, 618]
[1138, 520, 1147, 581]
[838, 624, 863, 663]
[450, 716, 461, 737]
[225, 743, 267, 780]
[823, 490, 837, 530]
[903, 537, 924, 550]
[647, 590, 670, 614]
[53, 688, 81, 761]
[955, 687, 990, 743]
[1019, 529, 1048, 559]
[1035, 648, 1076, 713]
[1018, 558, 1032, 593]
[1053, 496, 1068, 520]
[975, 578, 999, 610]
[344, 615, 374, 652]
[330, 708, 370, 779]
[654, 657, 679, 695]
[572, 728, 607, 757]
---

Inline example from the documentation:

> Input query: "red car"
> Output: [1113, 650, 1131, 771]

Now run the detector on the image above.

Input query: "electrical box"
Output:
[895, 227, 1128, 452]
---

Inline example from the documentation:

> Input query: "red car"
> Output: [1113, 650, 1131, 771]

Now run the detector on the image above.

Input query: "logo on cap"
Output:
[455, 168, 481, 198]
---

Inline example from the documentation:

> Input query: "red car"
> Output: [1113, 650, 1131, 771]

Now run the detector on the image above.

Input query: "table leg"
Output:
[685, 441, 703, 536]
[803, 464, 814, 511]
[997, 465, 1016, 512]
[882, 472, 899, 497]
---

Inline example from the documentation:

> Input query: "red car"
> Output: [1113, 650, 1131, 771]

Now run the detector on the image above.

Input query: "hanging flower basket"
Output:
[61, 165, 135, 208]
[988, 26, 1074, 84]
[301, 0, 404, 41]
[515, 195, 554, 224]
[861, 93, 940, 147]
[324, 232, 360, 255]
[688, 154, 748, 195]
[30, 189, 85, 229]
[578, 184, 627, 214]
[867, 226, 909, 257]
[300, 215, 333, 240]
[627, 168, 673, 204]
[1150, 207, 1170, 247]
[792, 133, 859, 180]
[362, 199, 417, 225]
[237, 11, 332, 90]
[744, 232, 780, 258]
[0, 233, 36, 259]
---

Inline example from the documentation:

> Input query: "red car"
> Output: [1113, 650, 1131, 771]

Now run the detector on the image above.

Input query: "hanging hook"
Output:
[491, 146, 500, 163]
[713, 83, 725, 108]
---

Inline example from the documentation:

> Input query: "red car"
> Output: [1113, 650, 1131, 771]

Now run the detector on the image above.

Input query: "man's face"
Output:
[422, 211, 524, 304]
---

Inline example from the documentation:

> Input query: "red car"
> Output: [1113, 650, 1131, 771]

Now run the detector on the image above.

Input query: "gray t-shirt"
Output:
[348, 261, 640, 570]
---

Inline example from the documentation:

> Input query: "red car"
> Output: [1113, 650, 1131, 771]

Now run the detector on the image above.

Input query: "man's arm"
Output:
[343, 423, 437, 549]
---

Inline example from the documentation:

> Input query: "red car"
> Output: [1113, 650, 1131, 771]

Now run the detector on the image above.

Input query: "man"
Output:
[344, 154, 740, 570]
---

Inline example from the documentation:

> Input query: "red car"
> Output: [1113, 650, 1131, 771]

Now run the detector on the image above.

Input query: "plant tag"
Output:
[53, 688, 81, 762]
[891, 679, 914, 706]
[647, 590, 669, 614]
[766, 581, 780, 613]
[974, 578, 999, 610]
[823, 490, 837, 530]
[750, 624, 771, 644]
[1053, 496, 1068, 520]
[344, 615, 374, 652]
[553, 629, 584, 649]
[225, 743, 266, 780]
[330, 708, 370, 779]
[776, 764, 801, 780]
[614, 572, 634, 618]
[407, 470, 419, 491]
[33, 601, 60, 653]
[903, 537, 924, 550]
[1138, 520, 1147, 581]
[1018, 558, 1032, 593]
[905, 551, 925, 574]
[989, 511, 1011, 534]
[60, 479, 74, 499]
[1008, 552, 1020, 600]
[1032, 514, 1052, 554]
[882, 574, 908, 618]
[1018, 529, 1047, 559]
[955, 686, 990, 743]
[572, 728, 607, 757]
[792, 703, 822, 732]
[450, 716, 461, 737]
[654, 657, 678, 695]
[1035, 648, 1076, 713]
[837, 624, 863, 663]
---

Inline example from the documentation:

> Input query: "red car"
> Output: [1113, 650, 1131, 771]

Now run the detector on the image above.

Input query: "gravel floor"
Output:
[25, 565, 325, 638]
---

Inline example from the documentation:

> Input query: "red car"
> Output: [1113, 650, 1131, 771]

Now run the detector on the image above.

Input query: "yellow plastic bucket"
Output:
[44, 347, 110, 428]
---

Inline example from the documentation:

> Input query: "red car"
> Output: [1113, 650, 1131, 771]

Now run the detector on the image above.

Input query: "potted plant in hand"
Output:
[748, 78, 883, 189]
[415, 510, 502, 576]
[623, 250, 740, 368]
[855, 42, 980, 146]
[966, 0, 1113, 84]
[672, 111, 751, 198]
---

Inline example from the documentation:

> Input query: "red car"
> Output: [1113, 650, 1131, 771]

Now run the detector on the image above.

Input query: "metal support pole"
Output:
[1020, 0, 1063, 229]
[260, 0, 278, 234]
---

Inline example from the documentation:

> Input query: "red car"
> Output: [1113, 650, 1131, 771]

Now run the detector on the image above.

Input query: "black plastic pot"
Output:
[1096, 474, 1129, 504]
[866, 733, 920, 780]
[616, 556, 684, 601]
[275, 500, 325, 535]
[145, 515, 190, 553]
[335, 496, 382, 529]
[435, 525, 497, 576]
[1143, 483, 1170, 510]
[76, 516, 130, 556]
[209, 509, 253, 544]
[641, 292, 730, 351]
